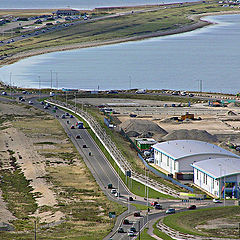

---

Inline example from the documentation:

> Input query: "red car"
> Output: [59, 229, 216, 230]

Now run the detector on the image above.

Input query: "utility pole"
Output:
[38, 76, 41, 99]
[34, 220, 37, 240]
[50, 70, 53, 90]
[9, 72, 12, 97]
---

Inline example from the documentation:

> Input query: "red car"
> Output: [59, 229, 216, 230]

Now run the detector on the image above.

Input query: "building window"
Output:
[196, 170, 198, 180]
[212, 178, 214, 189]
[174, 161, 176, 170]
[167, 157, 169, 166]
[205, 174, 207, 185]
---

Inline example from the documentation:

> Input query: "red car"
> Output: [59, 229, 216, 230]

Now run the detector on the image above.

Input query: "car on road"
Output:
[213, 199, 222, 203]
[129, 196, 134, 201]
[107, 183, 113, 189]
[20, 98, 25, 102]
[123, 219, 130, 225]
[188, 205, 196, 210]
[40, 101, 44, 105]
[83, 144, 87, 148]
[118, 227, 124, 233]
[155, 204, 162, 210]
[70, 115, 73, 118]
[70, 125, 75, 129]
[66, 112, 70, 116]
[130, 227, 136, 232]
[61, 114, 65, 119]
[44, 106, 48, 109]
[150, 201, 158, 206]
[189, 93, 194, 97]
[166, 208, 175, 214]
[128, 231, 135, 237]
[53, 106, 58, 110]
[115, 192, 120, 197]
[76, 135, 81, 139]
[28, 100, 33, 104]
[1, 91, 7, 95]
[134, 212, 141, 217]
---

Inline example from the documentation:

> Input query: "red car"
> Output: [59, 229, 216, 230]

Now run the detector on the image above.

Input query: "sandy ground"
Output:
[0, 102, 64, 224]
[2, 10, 240, 66]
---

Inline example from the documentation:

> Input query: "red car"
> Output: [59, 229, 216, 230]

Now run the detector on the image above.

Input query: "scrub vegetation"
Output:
[0, 103, 125, 239]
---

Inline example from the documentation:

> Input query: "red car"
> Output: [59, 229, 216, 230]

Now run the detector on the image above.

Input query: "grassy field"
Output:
[1, 2, 240, 61]
[0, 103, 126, 239]
[163, 206, 240, 238]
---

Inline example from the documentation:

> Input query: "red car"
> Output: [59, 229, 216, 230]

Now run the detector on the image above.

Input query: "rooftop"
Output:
[153, 140, 239, 160]
[192, 158, 240, 179]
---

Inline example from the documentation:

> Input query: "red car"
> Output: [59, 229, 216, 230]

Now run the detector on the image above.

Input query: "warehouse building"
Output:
[153, 140, 239, 179]
[192, 158, 240, 198]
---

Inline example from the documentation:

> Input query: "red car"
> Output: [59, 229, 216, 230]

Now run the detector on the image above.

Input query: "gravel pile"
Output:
[163, 129, 218, 142]
[119, 119, 167, 137]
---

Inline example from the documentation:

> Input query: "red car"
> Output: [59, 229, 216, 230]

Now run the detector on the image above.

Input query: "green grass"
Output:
[153, 220, 174, 240]
[140, 228, 156, 240]
[163, 206, 240, 238]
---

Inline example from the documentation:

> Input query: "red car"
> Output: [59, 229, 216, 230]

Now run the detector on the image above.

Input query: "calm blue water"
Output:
[0, 0, 197, 9]
[1, 14, 240, 93]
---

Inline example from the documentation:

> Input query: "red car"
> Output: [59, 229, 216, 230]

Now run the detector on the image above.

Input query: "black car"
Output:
[118, 227, 124, 233]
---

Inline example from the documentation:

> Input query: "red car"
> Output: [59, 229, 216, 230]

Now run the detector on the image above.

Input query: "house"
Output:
[54, 9, 80, 16]
[153, 140, 239, 179]
[192, 158, 240, 198]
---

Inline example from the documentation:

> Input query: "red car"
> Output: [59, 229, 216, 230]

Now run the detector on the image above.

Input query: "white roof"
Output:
[192, 158, 240, 179]
[153, 140, 239, 160]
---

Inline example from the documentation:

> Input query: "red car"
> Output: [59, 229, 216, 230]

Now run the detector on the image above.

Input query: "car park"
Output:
[166, 208, 175, 214]
[188, 205, 196, 210]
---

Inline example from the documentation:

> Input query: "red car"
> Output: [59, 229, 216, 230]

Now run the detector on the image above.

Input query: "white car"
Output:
[128, 231, 135, 237]
[111, 189, 117, 194]
[28, 100, 33, 104]
[213, 199, 222, 203]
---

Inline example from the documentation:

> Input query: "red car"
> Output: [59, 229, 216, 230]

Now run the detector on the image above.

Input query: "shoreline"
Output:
[1, 10, 240, 67]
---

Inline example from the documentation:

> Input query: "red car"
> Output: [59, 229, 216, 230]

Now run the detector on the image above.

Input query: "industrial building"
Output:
[153, 140, 239, 179]
[192, 158, 240, 198]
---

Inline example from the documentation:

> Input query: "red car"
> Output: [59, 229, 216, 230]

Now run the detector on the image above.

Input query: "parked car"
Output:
[134, 212, 141, 217]
[75, 135, 81, 139]
[213, 199, 222, 203]
[115, 192, 120, 197]
[28, 100, 33, 104]
[70, 125, 75, 129]
[1, 91, 7, 95]
[70, 115, 73, 118]
[166, 208, 175, 214]
[53, 106, 58, 110]
[82, 144, 87, 148]
[188, 205, 196, 210]
[129, 196, 134, 201]
[118, 227, 124, 233]
[146, 157, 154, 163]
[189, 93, 194, 97]
[107, 183, 113, 189]
[123, 219, 130, 225]
[65, 112, 70, 116]
[155, 204, 162, 210]
[40, 101, 44, 105]
[61, 115, 66, 119]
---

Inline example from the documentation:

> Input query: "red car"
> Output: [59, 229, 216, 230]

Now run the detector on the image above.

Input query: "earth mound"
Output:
[119, 119, 167, 137]
[162, 129, 218, 142]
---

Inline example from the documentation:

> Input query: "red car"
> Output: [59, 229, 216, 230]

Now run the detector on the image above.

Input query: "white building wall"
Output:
[193, 168, 220, 197]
